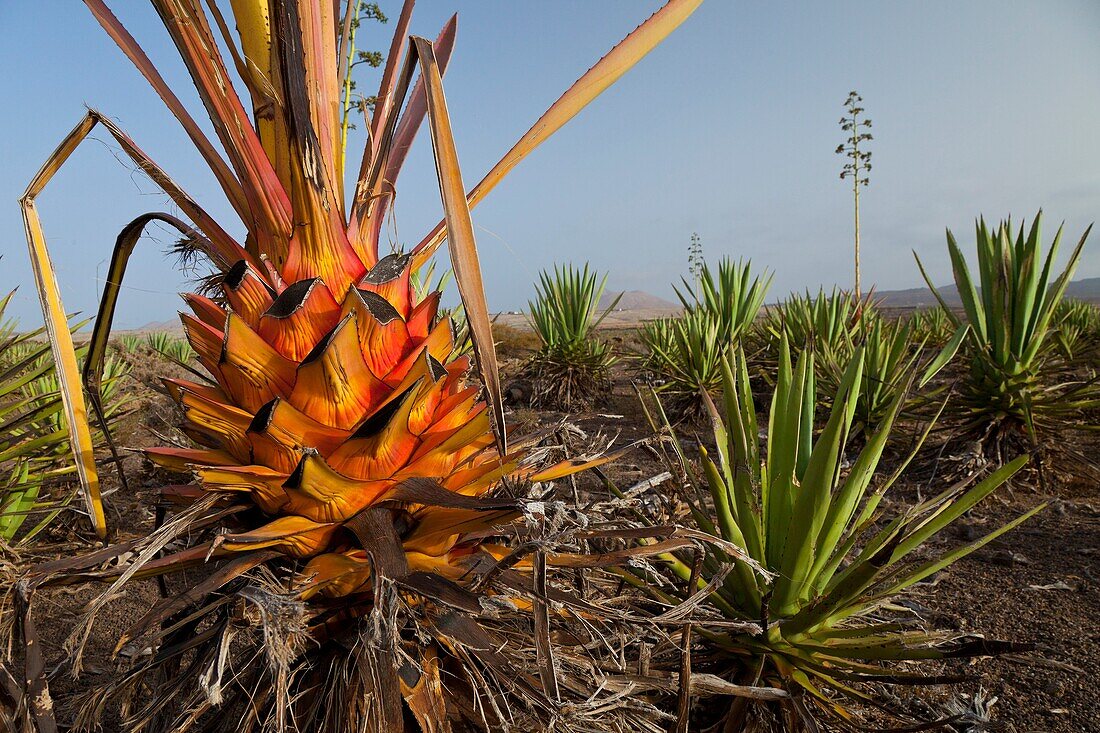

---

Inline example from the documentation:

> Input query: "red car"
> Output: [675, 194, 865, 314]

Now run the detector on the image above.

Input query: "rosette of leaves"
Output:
[525, 263, 620, 409]
[642, 259, 770, 416]
[629, 339, 1039, 730]
[915, 213, 1100, 454]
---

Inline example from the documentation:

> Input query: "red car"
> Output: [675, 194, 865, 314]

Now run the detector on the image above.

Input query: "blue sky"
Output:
[2, 1, 1099, 328]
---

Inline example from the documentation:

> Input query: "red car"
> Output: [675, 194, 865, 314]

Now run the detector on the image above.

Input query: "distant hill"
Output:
[125, 280, 1100, 333]
[119, 318, 184, 334]
[874, 277, 1100, 308]
[599, 290, 679, 312]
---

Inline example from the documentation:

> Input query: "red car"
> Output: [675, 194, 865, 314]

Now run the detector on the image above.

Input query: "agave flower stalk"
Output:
[525, 263, 620, 409]
[633, 340, 1040, 729]
[17, 1, 703, 729]
[915, 213, 1098, 446]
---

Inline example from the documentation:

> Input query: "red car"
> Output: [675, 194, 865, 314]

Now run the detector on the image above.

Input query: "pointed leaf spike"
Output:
[411, 36, 506, 454]
[411, 0, 704, 267]
[21, 116, 107, 538]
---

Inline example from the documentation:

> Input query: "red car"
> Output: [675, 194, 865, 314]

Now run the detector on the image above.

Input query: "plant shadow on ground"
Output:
[17, 327, 1099, 732]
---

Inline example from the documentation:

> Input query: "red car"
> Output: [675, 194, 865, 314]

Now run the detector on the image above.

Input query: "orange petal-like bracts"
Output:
[162, 377, 228, 406]
[406, 292, 441, 340]
[383, 319, 454, 386]
[220, 314, 297, 412]
[424, 386, 482, 435]
[358, 253, 413, 318]
[402, 506, 519, 557]
[249, 398, 347, 457]
[183, 292, 227, 329]
[300, 550, 373, 599]
[284, 450, 392, 522]
[327, 382, 425, 480]
[442, 454, 520, 496]
[344, 288, 413, 379]
[400, 410, 493, 479]
[245, 430, 301, 475]
[180, 312, 224, 376]
[282, 215, 366, 298]
[145, 447, 236, 472]
[288, 314, 387, 428]
[173, 382, 254, 463]
[217, 515, 340, 558]
[223, 260, 277, 327]
[197, 464, 291, 514]
[341, 350, 442, 436]
[258, 278, 342, 361]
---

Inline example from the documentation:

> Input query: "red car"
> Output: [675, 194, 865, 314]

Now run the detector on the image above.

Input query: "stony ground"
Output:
[13, 325, 1100, 732]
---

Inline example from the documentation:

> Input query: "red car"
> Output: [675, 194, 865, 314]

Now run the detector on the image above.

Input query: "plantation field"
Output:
[5, 2, 1098, 729]
[16, 326, 1098, 731]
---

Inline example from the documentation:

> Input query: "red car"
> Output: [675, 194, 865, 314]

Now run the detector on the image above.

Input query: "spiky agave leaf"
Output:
[17, 1, 703, 730]
[914, 213, 1099, 451]
[525, 263, 620, 409]
[0, 286, 133, 545]
[629, 340, 1040, 729]
[643, 258, 771, 416]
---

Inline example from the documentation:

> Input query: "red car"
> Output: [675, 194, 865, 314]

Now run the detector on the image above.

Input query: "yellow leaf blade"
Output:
[411, 0, 703, 268]
[412, 36, 507, 454]
[20, 116, 105, 538]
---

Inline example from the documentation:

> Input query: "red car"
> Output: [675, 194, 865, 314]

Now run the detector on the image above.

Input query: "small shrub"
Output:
[525, 263, 619, 409]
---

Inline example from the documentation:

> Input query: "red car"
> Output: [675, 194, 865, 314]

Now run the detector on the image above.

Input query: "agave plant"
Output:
[757, 288, 872, 359]
[641, 310, 724, 411]
[675, 258, 772, 343]
[114, 333, 144, 354]
[16, 1, 702, 730]
[1051, 298, 1100, 360]
[817, 315, 965, 432]
[816, 316, 917, 431]
[147, 333, 198, 366]
[18, 351, 132, 445]
[915, 213, 1098, 449]
[0, 290, 131, 543]
[0, 292, 74, 543]
[525, 263, 620, 409]
[908, 306, 955, 347]
[643, 259, 770, 414]
[634, 340, 1040, 729]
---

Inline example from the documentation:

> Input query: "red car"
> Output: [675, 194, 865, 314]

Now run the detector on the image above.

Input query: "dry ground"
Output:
[12, 324, 1099, 732]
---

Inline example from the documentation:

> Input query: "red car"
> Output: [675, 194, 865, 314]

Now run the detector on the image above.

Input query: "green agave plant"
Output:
[1051, 298, 1100, 360]
[908, 307, 955, 348]
[675, 258, 772, 344]
[641, 309, 724, 411]
[758, 288, 870, 358]
[0, 291, 131, 543]
[643, 258, 770, 412]
[19, 351, 132, 442]
[114, 333, 143, 354]
[818, 316, 966, 432]
[915, 213, 1099, 444]
[525, 263, 620, 408]
[631, 339, 1039, 729]
[1, 291, 71, 543]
